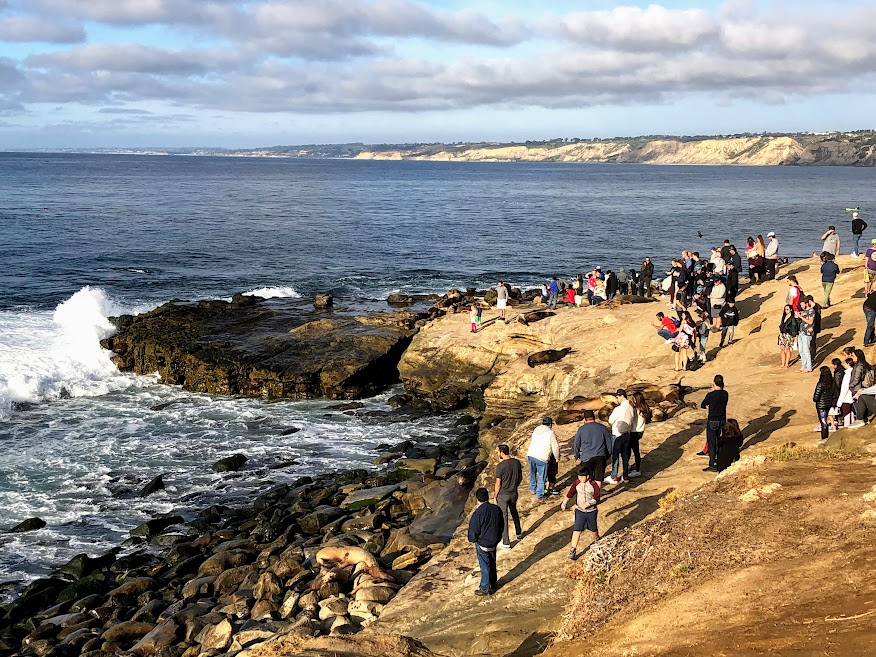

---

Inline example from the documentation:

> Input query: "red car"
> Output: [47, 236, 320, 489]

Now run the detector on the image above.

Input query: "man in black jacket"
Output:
[467, 487, 504, 595]
[640, 258, 654, 297]
[852, 210, 868, 257]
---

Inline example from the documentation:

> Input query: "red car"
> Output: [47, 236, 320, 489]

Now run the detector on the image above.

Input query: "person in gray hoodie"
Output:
[526, 417, 560, 500]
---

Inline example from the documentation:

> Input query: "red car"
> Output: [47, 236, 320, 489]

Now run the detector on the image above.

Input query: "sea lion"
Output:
[517, 310, 556, 326]
[315, 546, 394, 583]
[555, 409, 585, 425]
[527, 347, 572, 368]
[562, 396, 606, 411]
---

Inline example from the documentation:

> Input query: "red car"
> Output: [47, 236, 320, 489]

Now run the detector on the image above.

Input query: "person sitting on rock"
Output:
[526, 417, 560, 500]
[467, 487, 503, 596]
[561, 465, 601, 560]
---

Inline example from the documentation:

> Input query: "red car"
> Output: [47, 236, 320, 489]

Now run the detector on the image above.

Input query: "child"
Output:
[476, 304, 483, 330]
[561, 465, 601, 560]
[470, 304, 479, 333]
[697, 312, 710, 363]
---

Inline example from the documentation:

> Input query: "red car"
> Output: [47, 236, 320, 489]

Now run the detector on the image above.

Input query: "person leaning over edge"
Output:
[494, 444, 523, 549]
[467, 487, 504, 596]
[700, 375, 728, 473]
[573, 409, 612, 484]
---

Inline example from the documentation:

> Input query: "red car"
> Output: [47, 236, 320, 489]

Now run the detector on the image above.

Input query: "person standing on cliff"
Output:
[701, 375, 729, 473]
[467, 487, 503, 596]
[639, 258, 654, 297]
[851, 211, 867, 257]
[821, 226, 841, 258]
[573, 410, 611, 484]
[495, 444, 523, 549]
[526, 417, 560, 500]
[617, 267, 629, 295]
[496, 281, 509, 322]
[765, 232, 779, 280]
[547, 277, 559, 309]
[606, 390, 634, 484]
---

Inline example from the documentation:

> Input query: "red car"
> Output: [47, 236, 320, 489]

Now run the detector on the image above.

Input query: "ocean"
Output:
[1, 153, 874, 596]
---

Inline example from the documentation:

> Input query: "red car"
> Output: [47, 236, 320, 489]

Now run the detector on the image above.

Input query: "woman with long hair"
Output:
[673, 311, 695, 371]
[716, 419, 744, 471]
[778, 304, 798, 369]
[831, 357, 853, 429]
[850, 349, 870, 396]
[813, 366, 838, 440]
[629, 391, 652, 477]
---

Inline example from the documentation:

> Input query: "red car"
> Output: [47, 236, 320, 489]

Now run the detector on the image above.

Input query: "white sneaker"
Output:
[603, 476, 619, 485]
[498, 543, 511, 550]
[628, 470, 641, 478]
[847, 420, 865, 429]
[664, 339, 673, 345]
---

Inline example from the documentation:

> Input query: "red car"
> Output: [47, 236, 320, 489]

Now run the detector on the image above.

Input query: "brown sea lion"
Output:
[527, 347, 572, 368]
[562, 396, 606, 411]
[315, 546, 394, 583]
[517, 310, 556, 326]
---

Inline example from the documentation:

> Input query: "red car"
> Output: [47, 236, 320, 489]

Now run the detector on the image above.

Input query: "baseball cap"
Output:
[542, 417, 553, 426]
[767, 231, 776, 237]
[615, 388, 627, 397]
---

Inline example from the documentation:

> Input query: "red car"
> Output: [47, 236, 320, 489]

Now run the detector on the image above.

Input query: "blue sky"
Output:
[1, 0, 874, 148]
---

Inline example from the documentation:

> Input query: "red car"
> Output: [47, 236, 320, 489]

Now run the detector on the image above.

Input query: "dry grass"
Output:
[763, 442, 850, 462]
[657, 488, 682, 512]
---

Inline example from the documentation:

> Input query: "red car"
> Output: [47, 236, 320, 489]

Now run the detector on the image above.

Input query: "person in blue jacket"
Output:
[467, 487, 504, 596]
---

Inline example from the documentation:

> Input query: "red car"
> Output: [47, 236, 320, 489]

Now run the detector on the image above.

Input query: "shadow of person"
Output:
[502, 631, 552, 657]
[742, 405, 796, 450]
[821, 311, 842, 330]
[496, 525, 568, 589]
[628, 420, 705, 487]
[601, 489, 675, 536]
[815, 328, 856, 366]
[736, 291, 776, 317]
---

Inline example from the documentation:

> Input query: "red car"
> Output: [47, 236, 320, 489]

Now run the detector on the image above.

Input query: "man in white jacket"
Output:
[607, 389, 634, 484]
[765, 231, 779, 280]
[526, 417, 560, 500]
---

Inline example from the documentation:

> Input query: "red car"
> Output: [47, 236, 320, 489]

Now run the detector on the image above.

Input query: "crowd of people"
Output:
[466, 211, 870, 596]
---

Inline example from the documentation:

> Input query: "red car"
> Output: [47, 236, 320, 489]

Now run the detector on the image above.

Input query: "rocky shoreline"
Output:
[2, 412, 484, 657]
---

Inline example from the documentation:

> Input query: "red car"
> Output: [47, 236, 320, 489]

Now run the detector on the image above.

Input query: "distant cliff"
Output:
[352, 133, 876, 166]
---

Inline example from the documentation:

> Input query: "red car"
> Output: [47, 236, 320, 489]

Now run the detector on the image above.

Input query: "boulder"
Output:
[313, 293, 334, 309]
[60, 552, 116, 580]
[131, 620, 178, 656]
[101, 621, 155, 645]
[100, 296, 419, 400]
[213, 454, 247, 473]
[340, 484, 400, 510]
[139, 475, 166, 497]
[130, 516, 184, 538]
[196, 619, 233, 651]
[198, 549, 251, 577]
[252, 572, 282, 600]
[11, 517, 46, 532]
[397, 458, 437, 475]
[298, 507, 344, 535]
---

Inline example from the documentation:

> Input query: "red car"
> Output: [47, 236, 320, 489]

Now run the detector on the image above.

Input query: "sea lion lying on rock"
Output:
[315, 546, 394, 583]
[517, 310, 555, 326]
[527, 347, 572, 368]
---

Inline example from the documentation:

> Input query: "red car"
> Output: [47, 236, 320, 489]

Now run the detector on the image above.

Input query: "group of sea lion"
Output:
[312, 547, 398, 605]
[556, 381, 695, 425]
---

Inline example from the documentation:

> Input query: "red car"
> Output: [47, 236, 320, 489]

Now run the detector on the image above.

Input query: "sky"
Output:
[0, 0, 875, 148]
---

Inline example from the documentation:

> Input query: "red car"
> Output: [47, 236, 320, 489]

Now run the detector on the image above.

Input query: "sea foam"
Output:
[0, 287, 143, 418]
[243, 286, 301, 299]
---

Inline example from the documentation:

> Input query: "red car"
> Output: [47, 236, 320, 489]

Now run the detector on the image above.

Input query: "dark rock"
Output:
[100, 296, 418, 401]
[212, 454, 247, 473]
[130, 516, 184, 538]
[280, 427, 301, 435]
[139, 475, 166, 497]
[313, 293, 334, 309]
[11, 517, 46, 533]
[298, 507, 344, 535]
[60, 552, 117, 580]
[57, 573, 108, 604]
[327, 402, 364, 411]
[101, 620, 155, 645]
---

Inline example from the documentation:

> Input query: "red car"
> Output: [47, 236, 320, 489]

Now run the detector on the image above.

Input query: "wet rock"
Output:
[196, 618, 233, 652]
[313, 293, 333, 309]
[130, 516, 184, 538]
[139, 475, 166, 497]
[101, 620, 155, 645]
[131, 620, 178, 656]
[278, 591, 300, 619]
[214, 566, 253, 595]
[70, 594, 103, 613]
[11, 517, 46, 533]
[280, 426, 301, 435]
[181, 576, 215, 601]
[57, 573, 108, 604]
[250, 598, 279, 621]
[108, 577, 154, 605]
[340, 484, 400, 510]
[327, 401, 364, 411]
[252, 572, 282, 600]
[198, 550, 251, 577]
[397, 458, 437, 474]
[298, 507, 344, 535]
[60, 552, 117, 580]
[132, 599, 169, 624]
[213, 454, 247, 473]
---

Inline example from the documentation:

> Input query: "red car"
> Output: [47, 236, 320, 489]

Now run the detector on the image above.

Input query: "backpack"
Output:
[864, 366, 875, 389]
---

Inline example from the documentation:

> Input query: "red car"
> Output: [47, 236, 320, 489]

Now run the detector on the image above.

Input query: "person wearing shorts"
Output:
[496, 281, 509, 321]
[561, 465, 601, 560]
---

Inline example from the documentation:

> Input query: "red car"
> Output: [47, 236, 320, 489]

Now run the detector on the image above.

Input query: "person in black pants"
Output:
[813, 366, 838, 441]
[700, 374, 729, 472]
[494, 444, 523, 548]
[467, 487, 504, 596]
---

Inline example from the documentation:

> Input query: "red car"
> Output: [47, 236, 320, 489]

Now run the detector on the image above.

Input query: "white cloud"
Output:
[0, 15, 85, 43]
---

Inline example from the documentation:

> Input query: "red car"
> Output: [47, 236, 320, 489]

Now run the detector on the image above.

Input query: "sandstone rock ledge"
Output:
[102, 295, 423, 400]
